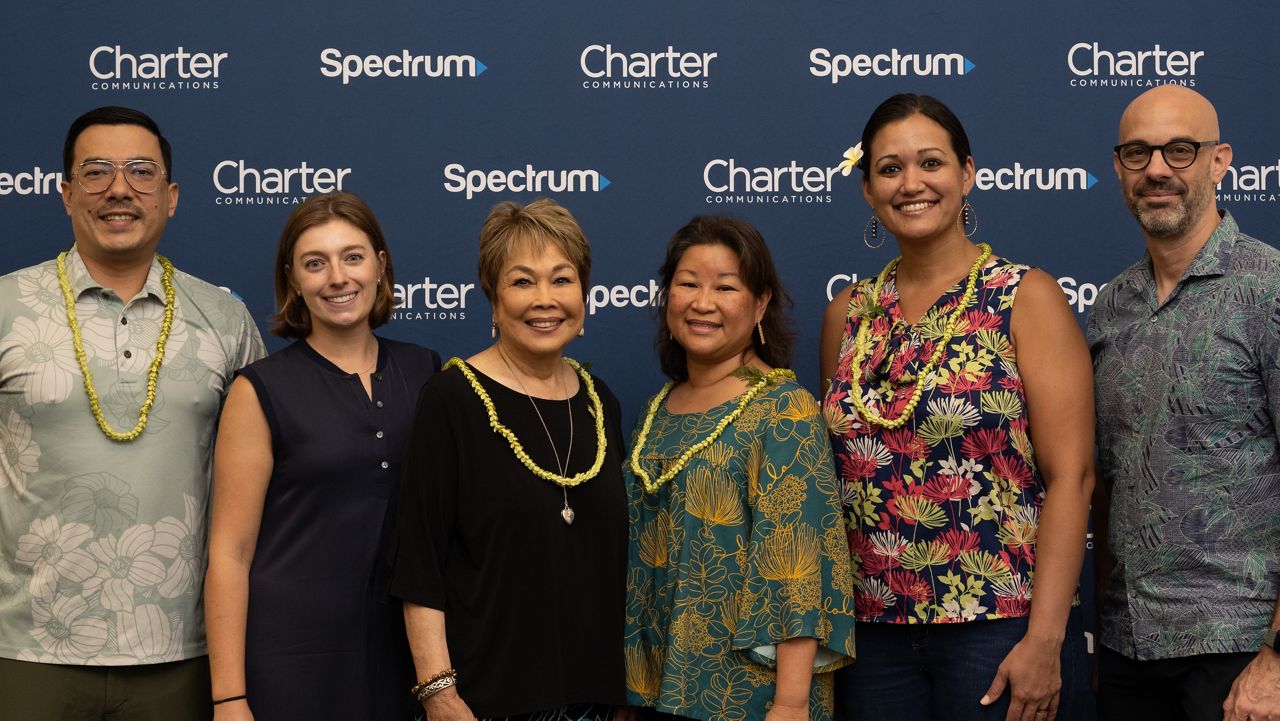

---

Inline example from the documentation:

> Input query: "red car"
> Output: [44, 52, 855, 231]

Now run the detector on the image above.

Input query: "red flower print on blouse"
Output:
[961, 427, 1008, 460]
[992, 454, 1034, 489]
[887, 569, 934, 604]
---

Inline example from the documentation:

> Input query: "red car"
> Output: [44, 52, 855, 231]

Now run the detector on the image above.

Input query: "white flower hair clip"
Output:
[838, 143, 863, 176]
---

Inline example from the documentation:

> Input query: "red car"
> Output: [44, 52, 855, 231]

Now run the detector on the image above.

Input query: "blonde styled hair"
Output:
[477, 198, 592, 302]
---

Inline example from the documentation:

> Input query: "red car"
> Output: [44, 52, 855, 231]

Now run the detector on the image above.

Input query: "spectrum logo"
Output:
[974, 164, 1098, 191]
[579, 44, 715, 89]
[211, 160, 352, 206]
[88, 45, 226, 91]
[703, 158, 838, 205]
[1217, 157, 1280, 203]
[1066, 43, 1203, 88]
[442, 164, 610, 200]
[320, 48, 487, 85]
[0, 167, 61, 196]
[810, 48, 974, 84]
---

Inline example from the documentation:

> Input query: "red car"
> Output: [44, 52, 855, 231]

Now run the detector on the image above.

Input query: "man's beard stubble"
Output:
[1126, 176, 1212, 240]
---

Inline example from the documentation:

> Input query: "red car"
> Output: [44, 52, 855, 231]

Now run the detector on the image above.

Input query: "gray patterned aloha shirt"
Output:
[0, 246, 264, 665]
[1088, 210, 1280, 660]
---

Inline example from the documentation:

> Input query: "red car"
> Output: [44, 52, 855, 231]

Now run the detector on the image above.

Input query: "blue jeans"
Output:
[835, 613, 1095, 721]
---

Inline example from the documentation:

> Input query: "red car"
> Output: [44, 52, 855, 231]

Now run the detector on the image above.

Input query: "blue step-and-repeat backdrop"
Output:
[3, 0, 1279, 649]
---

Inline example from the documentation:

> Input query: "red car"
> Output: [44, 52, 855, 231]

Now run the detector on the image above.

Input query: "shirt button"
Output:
[374, 374, 383, 381]
[123, 350, 132, 359]
[380, 461, 389, 469]
[1149, 315, 1157, 323]
[376, 400, 384, 408]
[376, 430, 384, 439]
[120, 317, 128, 326]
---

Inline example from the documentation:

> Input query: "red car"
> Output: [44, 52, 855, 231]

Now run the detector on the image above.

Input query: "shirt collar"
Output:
[1181, 209, 1236, 280]
[1130, 209, 1236, 297]
[63, 245, 167, 302]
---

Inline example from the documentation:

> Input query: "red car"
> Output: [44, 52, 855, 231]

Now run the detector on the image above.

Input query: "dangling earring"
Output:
[491, 321, 497, 339]
[756, 322, 766, 346]
[863, 216, 884, 249]
[577, 326, 585, 337]
[961, 196, 979, 238]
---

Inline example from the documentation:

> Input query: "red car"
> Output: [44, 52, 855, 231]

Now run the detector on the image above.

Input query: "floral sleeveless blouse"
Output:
[824, 256, 1043, 624]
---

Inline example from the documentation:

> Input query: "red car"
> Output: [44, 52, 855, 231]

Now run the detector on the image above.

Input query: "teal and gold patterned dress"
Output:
[624, 374, 857, 721]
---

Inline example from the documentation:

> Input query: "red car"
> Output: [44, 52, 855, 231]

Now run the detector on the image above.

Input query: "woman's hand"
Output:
[981, 634, 1062, 721]
[423, 686, 477, 721]
[212, 700, 254, 721]
[765, 699, 810, 721]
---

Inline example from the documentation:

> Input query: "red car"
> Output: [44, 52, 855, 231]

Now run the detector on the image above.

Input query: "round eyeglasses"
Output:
[1113, 140, 1218, 171]
[72, 160, 168, 194]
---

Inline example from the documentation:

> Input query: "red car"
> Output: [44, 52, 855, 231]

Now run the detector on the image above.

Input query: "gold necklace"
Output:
[496, 346, 577, 525]
[629, 367, 794, 494]
[846, 243, 992, 429]
[56, 251, 176, 442]
[447, 356, 607, 495]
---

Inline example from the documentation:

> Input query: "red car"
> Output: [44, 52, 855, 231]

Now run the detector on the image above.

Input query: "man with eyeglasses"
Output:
[1089, 86, 1280, 721]
[0, 106, 264, 720]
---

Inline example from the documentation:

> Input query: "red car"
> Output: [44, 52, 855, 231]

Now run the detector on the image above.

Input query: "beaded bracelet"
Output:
[413, 673, 457, 703]
[410, 668, 456, 699]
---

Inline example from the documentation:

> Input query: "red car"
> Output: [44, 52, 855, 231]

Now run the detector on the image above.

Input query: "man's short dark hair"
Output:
[63, 106, 173, 180]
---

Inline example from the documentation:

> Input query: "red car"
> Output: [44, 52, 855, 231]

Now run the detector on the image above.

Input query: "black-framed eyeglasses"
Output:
[72, 159, 168, 194]
[1113, 140, 1218, 171]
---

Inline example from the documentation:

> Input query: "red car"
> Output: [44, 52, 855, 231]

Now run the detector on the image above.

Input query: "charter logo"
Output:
[810, 48, 973, 84]
[1067, 43, 1202, 88]
[442, 164, 610, 200]
[703, 158, 838, 205]
[392, 275, 474, 322]
[212, 160, 352, 206]
[579, 44, 715, 89]
[89, 45, 226, 91]
[974, 164, 1098, 191]
[0, 167, 61, 196]
[1217, 157, 1280, 203]
[320, 48, 486, 85]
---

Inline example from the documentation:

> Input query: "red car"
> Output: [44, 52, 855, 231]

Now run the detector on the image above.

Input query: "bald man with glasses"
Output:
[1089, 85, 1280, 721]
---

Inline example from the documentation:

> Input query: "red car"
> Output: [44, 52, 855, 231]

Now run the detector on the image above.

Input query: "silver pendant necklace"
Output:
[497, 347, 576, 525]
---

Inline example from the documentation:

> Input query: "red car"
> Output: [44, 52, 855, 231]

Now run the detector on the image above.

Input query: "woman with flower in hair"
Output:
[820, 94, 1095, 720]
[625, 216, 856, 721]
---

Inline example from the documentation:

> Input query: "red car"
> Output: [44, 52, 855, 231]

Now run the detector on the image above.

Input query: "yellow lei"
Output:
[629, 367, 795, 494]
[56, 251, 176, 442]
[847, 243, 992, 429]
[447, 357, 606, 487]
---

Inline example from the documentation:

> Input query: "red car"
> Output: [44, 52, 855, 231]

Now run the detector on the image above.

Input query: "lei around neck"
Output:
[57, 251, 175, 442]
[447, 357, 607, 487]
[629, 366, 795, 494]
[846, 243, 992, 429]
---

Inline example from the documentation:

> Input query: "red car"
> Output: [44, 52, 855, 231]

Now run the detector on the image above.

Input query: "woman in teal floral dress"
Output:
[625, 216, 856, 721]
[819, 94, 1096, 721]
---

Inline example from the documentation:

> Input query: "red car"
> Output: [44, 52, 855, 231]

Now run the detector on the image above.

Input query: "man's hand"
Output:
[1224, 645, 1280, 721]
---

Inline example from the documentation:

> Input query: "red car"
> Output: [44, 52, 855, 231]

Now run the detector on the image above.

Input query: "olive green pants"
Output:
[0, 655, 212, 721]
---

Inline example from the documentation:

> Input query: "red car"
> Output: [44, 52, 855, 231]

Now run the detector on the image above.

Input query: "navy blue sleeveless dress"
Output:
[238, 337, 440, 721]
